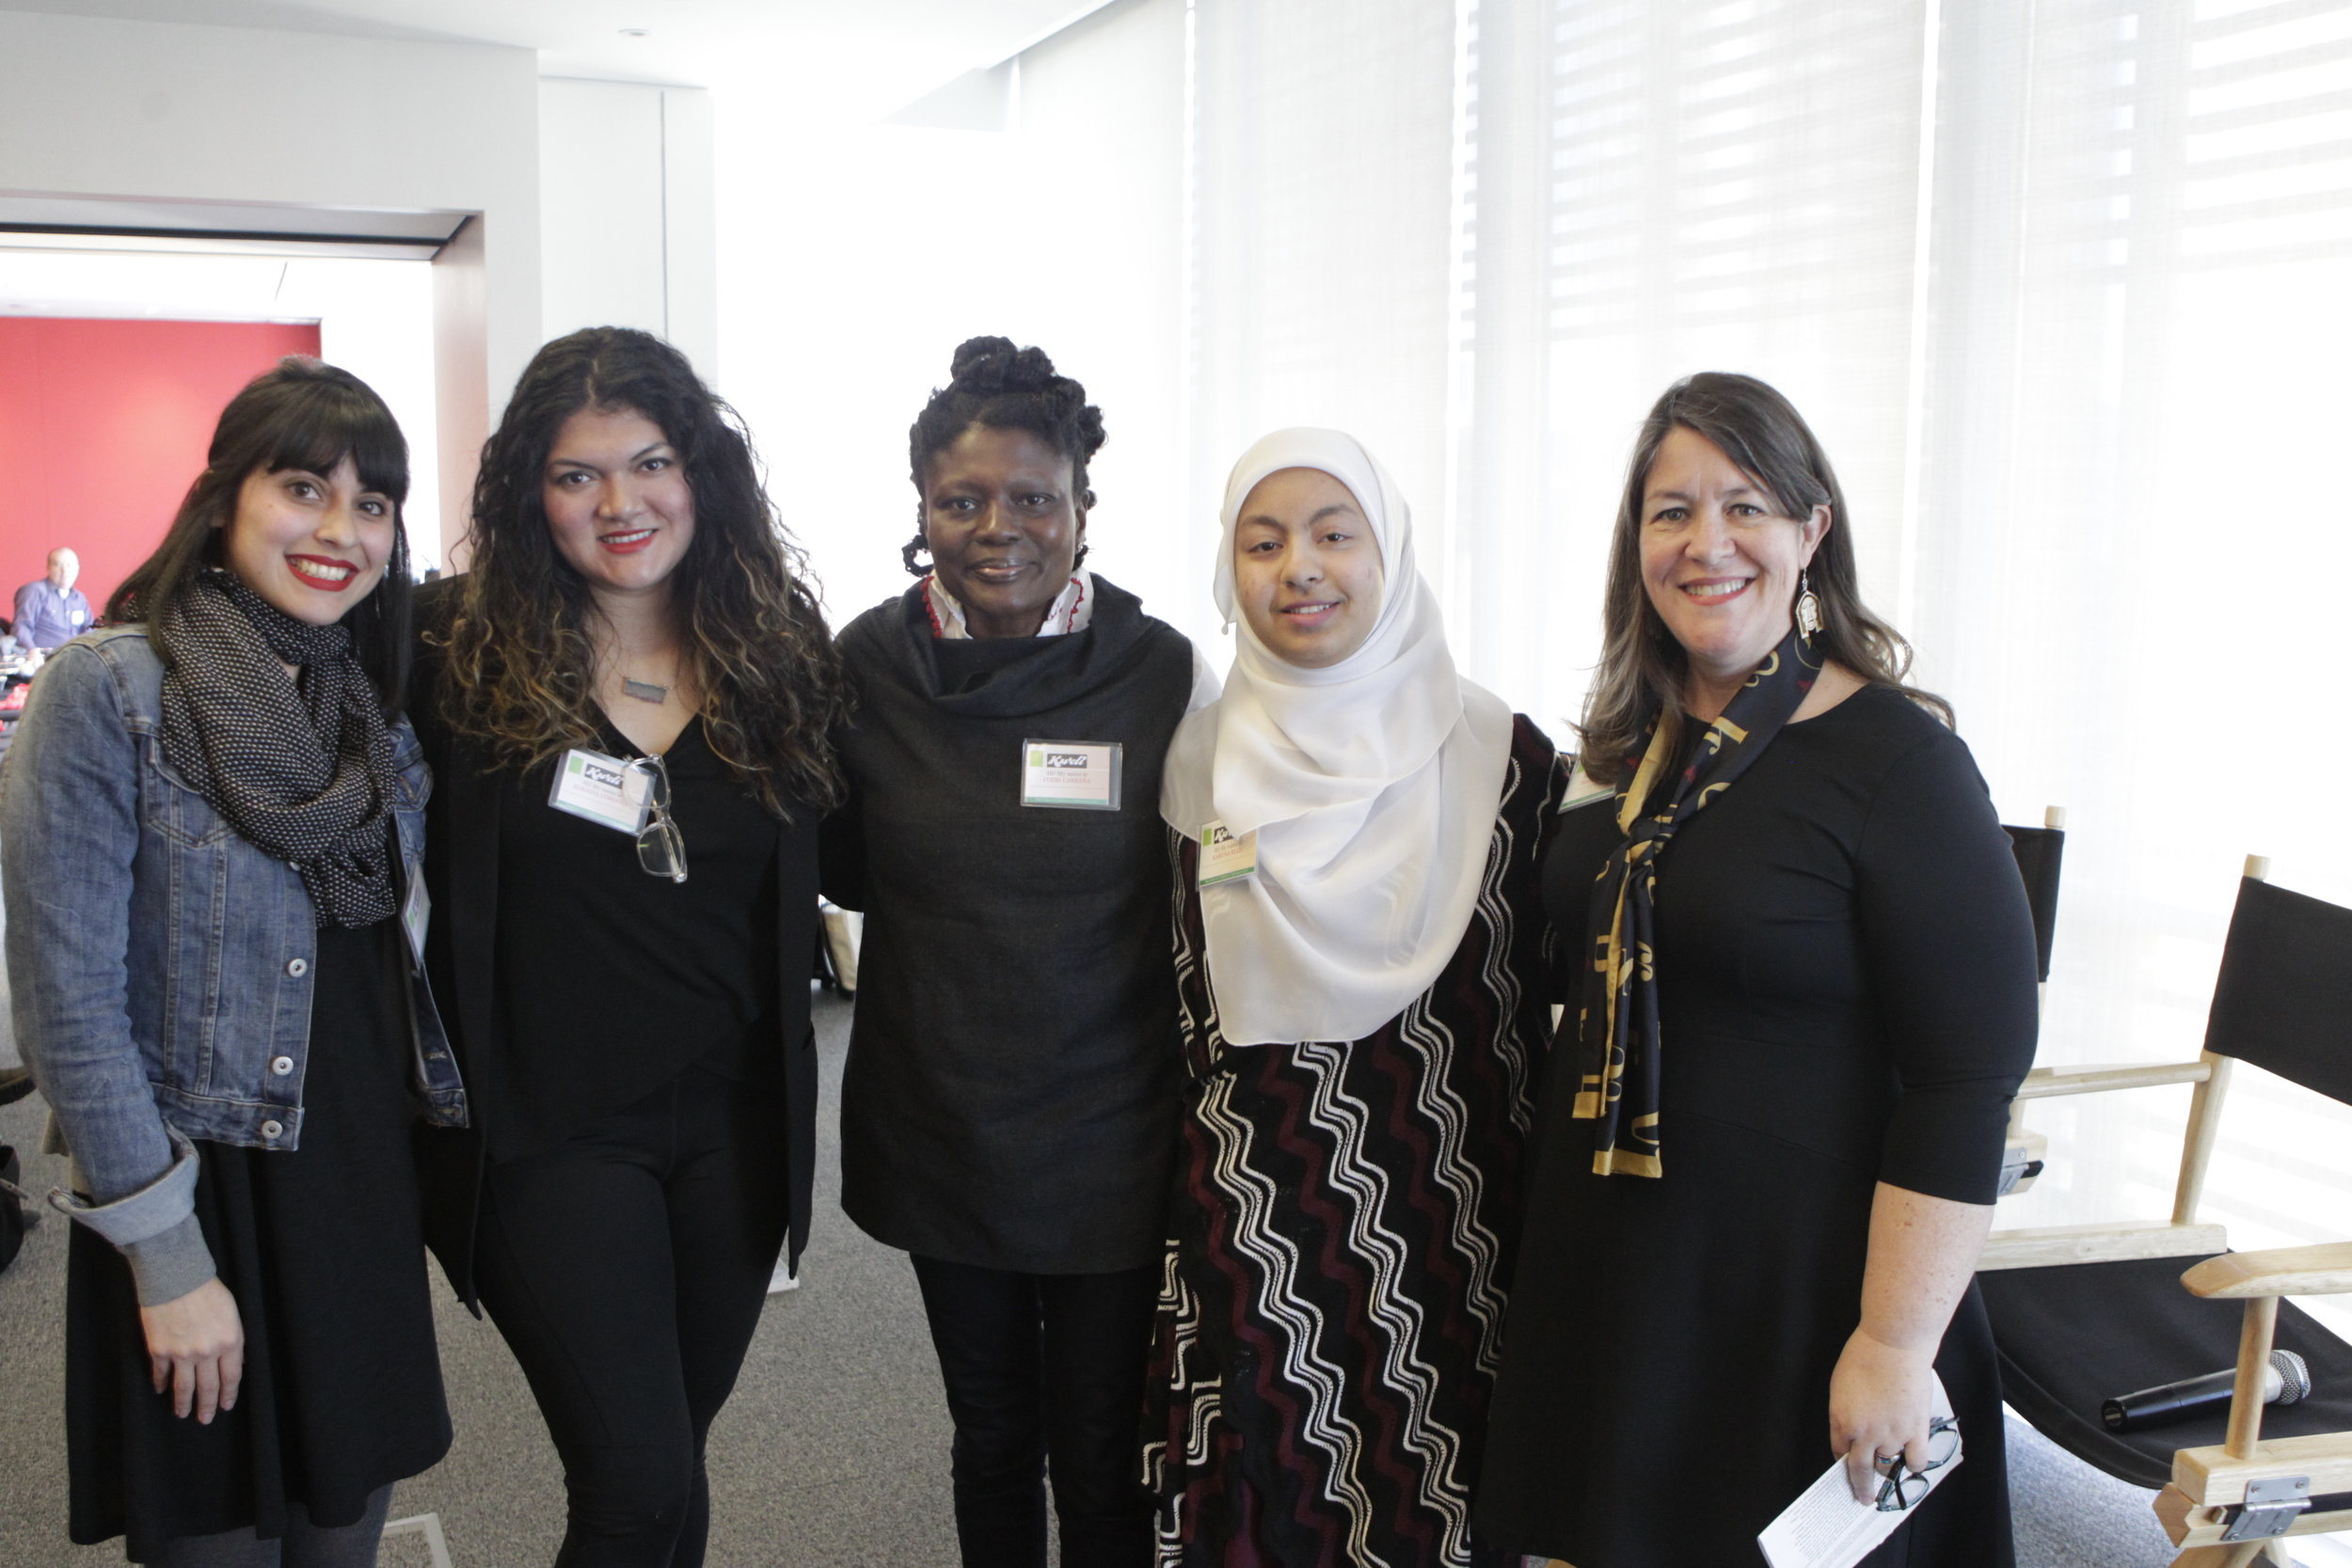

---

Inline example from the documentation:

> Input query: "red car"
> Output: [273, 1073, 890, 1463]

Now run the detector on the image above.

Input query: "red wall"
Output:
[0, 318, 324, 617]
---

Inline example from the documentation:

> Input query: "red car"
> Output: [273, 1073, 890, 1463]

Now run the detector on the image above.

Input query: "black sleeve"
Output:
[1533, 743, 1576, 1007]
[1855, 733, 2041, 1204]
[818, 766, 866, 911]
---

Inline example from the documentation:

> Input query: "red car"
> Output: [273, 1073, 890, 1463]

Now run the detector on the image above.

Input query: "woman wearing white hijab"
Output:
[1145, 430, 1563, 1567]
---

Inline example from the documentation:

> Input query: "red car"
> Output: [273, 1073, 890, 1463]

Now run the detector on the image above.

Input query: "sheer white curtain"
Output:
[1182, 0, 1463, 651]
[1183, 0, 2352, 1330]
[1912, 0, 2352, 1332]
[721, 0, 2352, 1330]
[1454, 0, 1933, 732]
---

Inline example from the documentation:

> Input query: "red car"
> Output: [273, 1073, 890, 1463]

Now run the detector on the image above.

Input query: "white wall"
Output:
[538, 80, 719, 379]
[712, 0, 1189, 640]
[0, 9, 541, 560]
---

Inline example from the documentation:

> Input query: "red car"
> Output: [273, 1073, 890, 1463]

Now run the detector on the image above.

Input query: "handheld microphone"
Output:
[2102, 1349, 2311, 1433]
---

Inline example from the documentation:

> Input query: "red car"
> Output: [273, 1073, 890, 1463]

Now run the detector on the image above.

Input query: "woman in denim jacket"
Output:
[1, 358, 465, 1568]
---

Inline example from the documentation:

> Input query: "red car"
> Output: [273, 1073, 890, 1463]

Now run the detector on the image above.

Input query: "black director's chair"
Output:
[1975, 856, 2352, 1565]
[1995, 807, 2068, 1197]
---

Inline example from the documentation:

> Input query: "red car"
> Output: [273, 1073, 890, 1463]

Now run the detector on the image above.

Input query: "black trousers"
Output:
[911, 1254, 1160, 1568]
[473, 1066, 791, 1568]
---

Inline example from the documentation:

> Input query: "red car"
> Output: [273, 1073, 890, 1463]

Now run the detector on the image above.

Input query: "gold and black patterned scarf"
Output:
[1573, 627, 1819, 1176]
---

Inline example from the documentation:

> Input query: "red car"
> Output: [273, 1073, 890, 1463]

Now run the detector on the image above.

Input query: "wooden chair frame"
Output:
[1981, 855, 2352, 1561]
[1978, 845, 2250, 1275]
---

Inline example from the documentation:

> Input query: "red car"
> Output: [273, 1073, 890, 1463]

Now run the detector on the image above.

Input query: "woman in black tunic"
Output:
[823, 337, 1201, 1568]
[1, 358, 460, 1565]
[412, 327, 844, 1568]
[1474, 373, 2040, 1566]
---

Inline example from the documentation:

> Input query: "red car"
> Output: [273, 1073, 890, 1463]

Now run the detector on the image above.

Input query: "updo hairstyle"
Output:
[902, 336, 1105, 577]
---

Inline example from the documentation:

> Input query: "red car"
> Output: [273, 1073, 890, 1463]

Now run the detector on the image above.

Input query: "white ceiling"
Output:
[0, 0, 1098, 114]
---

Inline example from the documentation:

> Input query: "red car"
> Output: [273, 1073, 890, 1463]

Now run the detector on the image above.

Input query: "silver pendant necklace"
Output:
[621, 677, 670, 704]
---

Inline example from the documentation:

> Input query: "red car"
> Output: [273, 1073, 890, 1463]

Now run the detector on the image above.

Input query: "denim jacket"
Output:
[0, 628, 465, 1305]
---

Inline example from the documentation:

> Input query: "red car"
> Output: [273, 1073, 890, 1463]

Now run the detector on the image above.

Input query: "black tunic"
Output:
[824, 577, 1196, 1275]
[1475, 685, 2039, 1567]
[65, 919, 449, 1558]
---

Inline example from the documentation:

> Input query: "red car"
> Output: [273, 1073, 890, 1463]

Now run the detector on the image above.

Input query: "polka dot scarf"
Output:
[155, 569, 399, 928]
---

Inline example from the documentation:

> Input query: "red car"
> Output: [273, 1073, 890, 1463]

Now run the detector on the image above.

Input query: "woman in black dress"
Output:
[823, 336, 1202, 1568]
[412, 326, 844, 1567]
[1474, 372, 2040, 1566]
[2, 358, 460, 1565]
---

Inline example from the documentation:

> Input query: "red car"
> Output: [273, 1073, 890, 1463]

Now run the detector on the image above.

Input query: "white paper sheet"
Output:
[1757, 1377, 1962, 1568]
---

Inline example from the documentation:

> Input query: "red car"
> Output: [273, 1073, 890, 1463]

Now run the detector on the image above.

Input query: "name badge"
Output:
[1561, 758, 1615, 814]
[1021, 739, 1122, 811]
[69, 609, 86, 626]
[1198, 820, 1259, 887]
[548, 747, 652, 834]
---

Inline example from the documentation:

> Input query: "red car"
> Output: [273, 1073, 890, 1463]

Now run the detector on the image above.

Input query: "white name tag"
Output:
[1021, 739, 1122, 811]
[548, 747, 652, 834]
[1198, 820, 1259, 886]
[1561, 757, 1615, 813]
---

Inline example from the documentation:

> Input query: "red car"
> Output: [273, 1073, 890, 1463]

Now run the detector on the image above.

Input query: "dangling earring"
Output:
[1794, 568, 1823, 646]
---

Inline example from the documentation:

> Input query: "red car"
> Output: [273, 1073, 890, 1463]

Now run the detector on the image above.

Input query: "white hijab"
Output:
[1159, 429, 1513, 1046]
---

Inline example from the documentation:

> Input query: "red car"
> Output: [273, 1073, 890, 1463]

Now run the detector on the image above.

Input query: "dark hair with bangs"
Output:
[1578, 372, 1948, 785]
[434, 326, 844, 816]
[108, 356, 414, 713]
[901, 336, 1105, 576]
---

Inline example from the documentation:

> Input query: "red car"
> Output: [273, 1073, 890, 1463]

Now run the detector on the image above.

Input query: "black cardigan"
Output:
[408, 577, 820, 1308]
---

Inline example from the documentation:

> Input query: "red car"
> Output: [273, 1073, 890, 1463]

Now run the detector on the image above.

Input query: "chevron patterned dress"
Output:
[1145, 715, 1564, 1568]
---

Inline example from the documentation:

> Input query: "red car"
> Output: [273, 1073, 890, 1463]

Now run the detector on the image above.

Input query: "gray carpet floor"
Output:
[0, 990, 2331, 1565]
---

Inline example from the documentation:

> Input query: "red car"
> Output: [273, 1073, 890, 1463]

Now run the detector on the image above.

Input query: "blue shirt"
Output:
[13, 578, 92, 648]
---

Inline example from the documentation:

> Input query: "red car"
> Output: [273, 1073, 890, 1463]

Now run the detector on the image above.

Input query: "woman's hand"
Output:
[138, 1277, 244, 1423]
[1828, 1325, 1936, 1502]
[1832, 1181, 1997, 1502]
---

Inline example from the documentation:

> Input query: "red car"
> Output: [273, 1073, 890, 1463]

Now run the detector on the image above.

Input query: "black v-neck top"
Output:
[486, 714, 783, 1159]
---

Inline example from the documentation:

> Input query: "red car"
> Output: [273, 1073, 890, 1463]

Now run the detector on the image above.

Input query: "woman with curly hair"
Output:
[822, 336, 1208, 1568]
[411, 326, 844, 1568]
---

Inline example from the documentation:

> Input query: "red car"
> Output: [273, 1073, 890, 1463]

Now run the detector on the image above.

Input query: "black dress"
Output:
[1475, 685, 2040, 1567]
[65, 918, 450, 1560]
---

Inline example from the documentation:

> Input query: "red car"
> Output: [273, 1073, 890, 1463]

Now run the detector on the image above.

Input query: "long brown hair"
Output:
[1578, 372, 1947, 784]
[432, 327, 843, 816]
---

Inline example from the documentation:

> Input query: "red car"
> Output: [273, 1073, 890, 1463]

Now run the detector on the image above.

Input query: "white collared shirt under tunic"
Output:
[921, 572, 1096, 640]
[921, 568, 1222, 712]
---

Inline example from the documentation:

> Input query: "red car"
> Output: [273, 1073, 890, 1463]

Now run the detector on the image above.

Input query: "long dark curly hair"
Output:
[433, 326, 843, 816]
[901, 336, 1105, 576]
[1578, 372, 1948, 785]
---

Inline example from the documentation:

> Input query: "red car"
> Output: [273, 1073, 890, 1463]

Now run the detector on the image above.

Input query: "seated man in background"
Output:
[12, 547, 90, 649]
